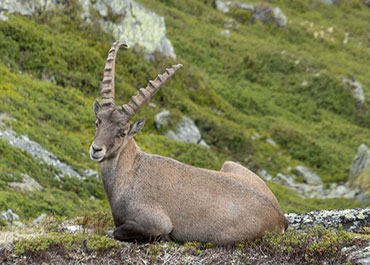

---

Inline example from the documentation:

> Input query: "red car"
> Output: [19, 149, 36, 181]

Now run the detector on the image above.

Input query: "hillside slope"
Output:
[0, 0, 369, 223]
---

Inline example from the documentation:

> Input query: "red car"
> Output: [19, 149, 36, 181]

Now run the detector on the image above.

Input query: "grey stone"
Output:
[347, 243, 370, 265]
[154, 110, 170, 129]
[0, 128, 83, 180]
[2, 0, 176, 59]
[295, 165, 323, 185]
[0, 209, 19, 222]
[318, 0, 341, 5]
[83, 169, 99, 179]
[65, 225, 83, 233]
[81, 0, 176, 59]
[0, 13, 8, 21]
[41, 72, 56, 84]
[165, 116, 201, 144]
[219, 29, 230, 38]
[342, 77, 365, 108]
[273, 173, 294, 186]
[350, 144, 370, 180]
[286, 207, 370, 232]
[199, 139, 210, 149]
[266, 138, 277, 147]
[214, 1, 286, 28]
[33, 213, 47, 225]
[257, 169, 272, 181]
[8, 173, 43, 192]
[0, 0, 58, 16]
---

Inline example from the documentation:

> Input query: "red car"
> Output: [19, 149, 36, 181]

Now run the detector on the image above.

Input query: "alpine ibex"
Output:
[90, 41, 288, 245]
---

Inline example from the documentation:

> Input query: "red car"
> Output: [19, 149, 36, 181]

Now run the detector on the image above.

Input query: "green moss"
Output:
[14, 233, 120, 255]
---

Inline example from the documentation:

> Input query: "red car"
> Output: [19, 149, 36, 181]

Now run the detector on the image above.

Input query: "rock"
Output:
[258, 169, 273, 181]
[8, 173, 43, 192]
[342, 77, 365, 108]
[154, 110, 170, 129]
[295, 165, 323, 185]
[346, 243, 370, 265]
[165, 116, 208, 146]
[33, 214, 47, 225]
[219, 29, 230, 38]
[2, 0, 176, 59]
[41, 72, 56, 83]
[199, 139, 210, 149]
[318, 0, 341, 5]
[350, 144, 370, 181]
[273, 173, 294, 186]
[0, 128, 83, 180]
[0, 13, 8, 21]
[286, 207, 370, 233]
[0, 0, 58, 16]
[65, 225, 83, 233]
[215, 1, 287, 28]
[80, 0, 176, 59]
[0, 209, 19, 222]
[82, 169, 99, 179]
[266, 138, 277, 147]
[0, 113, 14, 127]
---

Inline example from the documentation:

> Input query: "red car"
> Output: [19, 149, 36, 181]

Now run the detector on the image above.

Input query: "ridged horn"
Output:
[100, 41, 128, 107]
[121, 64, 183, 120]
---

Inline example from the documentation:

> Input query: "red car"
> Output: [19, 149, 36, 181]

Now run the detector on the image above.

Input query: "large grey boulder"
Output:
[1, 0, 176, 59]
[295, 165, 323, 185]
[8, 173, 43, 192]
[163, 115, 210, 148]
[286, 207, 369, 233]
[342, 77, 365, 109]
[350, 144, 370, 181]
[80, 0, 176, 59]
[0, 0, 57, 16]
[0, 209, 19, 222]
[214, 1, 287, 28]
[154, 110, 170, 129]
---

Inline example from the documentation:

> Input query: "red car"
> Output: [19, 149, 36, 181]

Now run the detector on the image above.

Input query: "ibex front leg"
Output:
[113, 207, 173, 242]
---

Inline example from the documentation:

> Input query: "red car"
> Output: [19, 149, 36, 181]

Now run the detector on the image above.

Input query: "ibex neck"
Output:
[100, 138, 138, 191]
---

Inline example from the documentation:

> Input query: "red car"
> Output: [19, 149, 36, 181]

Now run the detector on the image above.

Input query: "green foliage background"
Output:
[0, 0, 369, 220]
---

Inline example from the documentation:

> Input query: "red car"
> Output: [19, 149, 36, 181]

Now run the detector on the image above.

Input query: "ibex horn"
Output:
[101, 41, 128, 107]
[121, 64, 183, 120]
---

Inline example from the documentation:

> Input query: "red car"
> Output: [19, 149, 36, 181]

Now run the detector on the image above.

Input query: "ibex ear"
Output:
[93, 100, 101, 117]
[128, 118, 145, 138]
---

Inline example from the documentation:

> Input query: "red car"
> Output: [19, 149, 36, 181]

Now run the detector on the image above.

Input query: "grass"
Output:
[0, 0, 369, 222]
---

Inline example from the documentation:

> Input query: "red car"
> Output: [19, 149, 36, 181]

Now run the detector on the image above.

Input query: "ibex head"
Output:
[89, 41, 182, 162]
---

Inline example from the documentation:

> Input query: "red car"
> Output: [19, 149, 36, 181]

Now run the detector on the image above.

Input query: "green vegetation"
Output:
[0, 0, 369, 223]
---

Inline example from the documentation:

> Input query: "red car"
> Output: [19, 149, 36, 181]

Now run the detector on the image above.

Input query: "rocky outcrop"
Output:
[214, 1, 287, 28]
[0, 209, 19, 223]
[295, 165, 323, 185]
[8, 174, 43, 192]
[0, 0, 176, 59]
[0, 128, 83, 180]
[154, 110, 210, 148]
[166, 116, 210, 148]
[342, 77, 365, 109]
[286, 207, 369, 233]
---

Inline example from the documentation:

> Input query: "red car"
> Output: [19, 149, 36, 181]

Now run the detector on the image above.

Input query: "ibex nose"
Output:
[92, 145, 102, 154]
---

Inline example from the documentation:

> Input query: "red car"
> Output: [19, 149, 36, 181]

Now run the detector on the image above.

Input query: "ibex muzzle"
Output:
[89, 41, 288, 245]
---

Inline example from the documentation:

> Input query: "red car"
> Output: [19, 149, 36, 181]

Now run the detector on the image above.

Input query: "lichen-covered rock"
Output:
[80, 0, 176, 59]
[8, 174, 43, 192]
[215, 1, 287, 28]
[0, 128, 83, 180]
[2, 0, 176, 59]
[286, 207, 370, 232]
[154, 110, 170, 129]
[342, 77, 365, 109]
[0, 209, 19, 222]
[295, 165, 323, 185]
[0, 0, 57, 16]
[165, 116, 210, 148]
[350, 144, 370, 181]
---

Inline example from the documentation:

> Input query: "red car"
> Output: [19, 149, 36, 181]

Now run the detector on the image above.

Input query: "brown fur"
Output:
[90, 106, 288, 245]
[89, 42, 288, 245]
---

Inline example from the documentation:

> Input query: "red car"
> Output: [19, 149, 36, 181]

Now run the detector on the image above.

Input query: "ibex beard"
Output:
[89, 41, 288, 245]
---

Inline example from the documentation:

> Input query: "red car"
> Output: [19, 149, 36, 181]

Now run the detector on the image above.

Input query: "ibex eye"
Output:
[119, 132, 126, 138]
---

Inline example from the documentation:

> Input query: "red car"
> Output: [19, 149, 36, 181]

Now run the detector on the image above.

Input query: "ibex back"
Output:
[90, 41, 288, 245]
